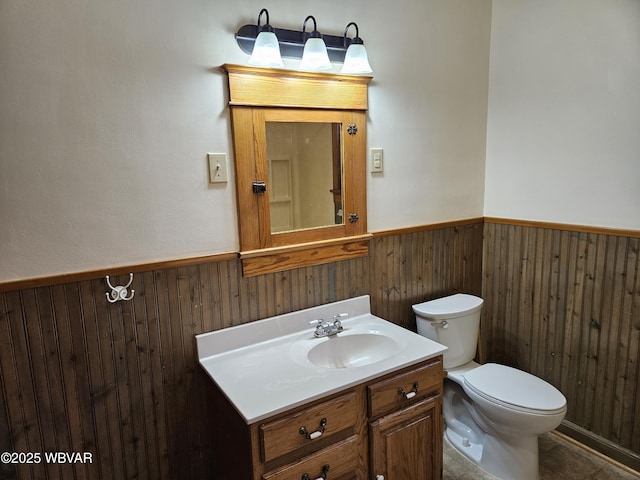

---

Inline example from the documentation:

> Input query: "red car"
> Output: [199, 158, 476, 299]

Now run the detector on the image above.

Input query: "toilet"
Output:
[413, 294, 567, 480]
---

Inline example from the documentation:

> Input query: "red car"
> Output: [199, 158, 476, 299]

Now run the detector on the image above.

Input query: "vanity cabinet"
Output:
[204, 356, 444, 480]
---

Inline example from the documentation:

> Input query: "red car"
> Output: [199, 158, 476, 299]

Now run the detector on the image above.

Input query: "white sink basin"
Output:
[289, 321, 404, 369]
[305, 333, 398, 369]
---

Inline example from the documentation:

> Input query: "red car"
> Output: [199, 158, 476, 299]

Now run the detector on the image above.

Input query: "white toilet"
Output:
[413, 294, 567, 480]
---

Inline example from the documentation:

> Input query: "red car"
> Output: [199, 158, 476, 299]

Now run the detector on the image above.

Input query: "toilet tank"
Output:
[412, 294, 483, 369]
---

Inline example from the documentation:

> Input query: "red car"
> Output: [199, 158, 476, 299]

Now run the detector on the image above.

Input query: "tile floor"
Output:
[443, 431, 640, 480]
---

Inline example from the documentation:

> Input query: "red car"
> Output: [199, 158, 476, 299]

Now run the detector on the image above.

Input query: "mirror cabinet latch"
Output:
[349, 213, 359, 223]
[347, 124, 358, 135]
[252, 181, 267, 194]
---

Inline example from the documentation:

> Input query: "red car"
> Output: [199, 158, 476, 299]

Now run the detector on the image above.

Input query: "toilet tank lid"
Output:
[412, 293, 483, 319]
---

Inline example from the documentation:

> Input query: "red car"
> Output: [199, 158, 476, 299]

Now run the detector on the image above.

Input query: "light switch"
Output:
[371, 148, 383, 173]
[208, 153, 228, 183]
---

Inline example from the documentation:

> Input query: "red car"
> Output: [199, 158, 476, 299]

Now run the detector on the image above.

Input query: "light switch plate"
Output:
[208, 153, 228, 183]
[371, 148, 383, 173]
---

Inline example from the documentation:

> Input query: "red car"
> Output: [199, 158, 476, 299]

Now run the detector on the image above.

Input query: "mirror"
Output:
[223, 64, 372, 276]
[266, 122, 343, 233]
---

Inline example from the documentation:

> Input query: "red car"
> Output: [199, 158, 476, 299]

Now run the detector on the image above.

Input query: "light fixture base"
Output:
[236, 24, 355, 63]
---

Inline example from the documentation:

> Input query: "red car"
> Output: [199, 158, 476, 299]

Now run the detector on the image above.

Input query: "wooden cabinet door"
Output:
[369, 395, 442, 480]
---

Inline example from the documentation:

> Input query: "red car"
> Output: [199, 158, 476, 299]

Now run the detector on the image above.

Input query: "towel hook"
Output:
[106, 273, 135, 303]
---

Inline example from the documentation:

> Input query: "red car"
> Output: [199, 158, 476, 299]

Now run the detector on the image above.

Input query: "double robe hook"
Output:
[106, 273, 135, 303]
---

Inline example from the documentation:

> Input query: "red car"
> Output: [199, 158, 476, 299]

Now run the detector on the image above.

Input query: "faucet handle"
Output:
[332, 313, 347, 332]
[310, 319, 326, 334]
[310, 319, 329, 338]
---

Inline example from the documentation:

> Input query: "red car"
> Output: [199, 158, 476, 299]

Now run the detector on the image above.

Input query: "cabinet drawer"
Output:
[368, 359, 443, 418]
[262, 435, 359, 480]
[260, 391, 358, 462]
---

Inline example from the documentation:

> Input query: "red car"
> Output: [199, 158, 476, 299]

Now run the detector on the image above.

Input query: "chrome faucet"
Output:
[310, 313, 347, 338]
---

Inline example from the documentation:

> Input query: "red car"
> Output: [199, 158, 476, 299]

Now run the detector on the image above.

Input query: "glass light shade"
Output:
[299, 37, 332, 71]
[341, 44, 372, 74]
[248, 31, 283, 67]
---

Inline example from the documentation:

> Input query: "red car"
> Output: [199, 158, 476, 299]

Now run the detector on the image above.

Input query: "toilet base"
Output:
[445, 427, 483, 465]
[445, 427, 539, 480]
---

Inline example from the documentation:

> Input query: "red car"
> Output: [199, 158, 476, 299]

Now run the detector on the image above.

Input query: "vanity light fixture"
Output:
[234, 9, 372, 74]
[247, 9, 284, 67]
[298, 15, 332, 71]
[340, 22, 372, 74]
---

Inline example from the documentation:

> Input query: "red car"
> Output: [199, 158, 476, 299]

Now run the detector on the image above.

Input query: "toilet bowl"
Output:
[413, 294, 567, 480]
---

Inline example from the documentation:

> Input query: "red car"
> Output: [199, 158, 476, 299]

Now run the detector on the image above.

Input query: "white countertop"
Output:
[196, 295, 447, 424]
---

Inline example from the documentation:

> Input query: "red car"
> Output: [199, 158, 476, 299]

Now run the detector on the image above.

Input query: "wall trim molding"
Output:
[2, 216, 638, 293]
[484, 217, 640, 238]
[557, 421, 640, 473]
[0, 252, 239, 293]
[371, 217, 484, 238]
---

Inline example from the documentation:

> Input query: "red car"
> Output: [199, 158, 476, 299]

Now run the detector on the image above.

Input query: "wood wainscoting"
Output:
[482, 220, 640, 470]
[3, 218, 638, 478]
[0, 221, 482, 480]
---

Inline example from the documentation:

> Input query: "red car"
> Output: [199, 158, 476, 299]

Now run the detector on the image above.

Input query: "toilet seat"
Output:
[463, 363, 566, 415]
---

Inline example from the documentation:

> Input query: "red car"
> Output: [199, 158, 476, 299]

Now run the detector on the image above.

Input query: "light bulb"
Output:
[248, 31, 283, 68]
[299, 38, 332, 71]
[341, 43, 372, 74]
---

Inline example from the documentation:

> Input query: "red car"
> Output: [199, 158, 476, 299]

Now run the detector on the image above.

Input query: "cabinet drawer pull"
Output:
[397, 382, 419, 399]
[299, 417, 327, 439]
[301, 464, 329, 480]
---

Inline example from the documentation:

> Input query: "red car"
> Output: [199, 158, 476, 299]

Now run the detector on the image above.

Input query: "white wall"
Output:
[366, 1, 491, 231]
[485, 0, 640, 230]
[0, 0, 491, 282]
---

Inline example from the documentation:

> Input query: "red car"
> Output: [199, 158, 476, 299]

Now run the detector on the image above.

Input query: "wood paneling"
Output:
[482, 221, 640, 461]
[0, 222, 482, 479]
[370, 223, 484, 329]
[3, 219, 639, 477]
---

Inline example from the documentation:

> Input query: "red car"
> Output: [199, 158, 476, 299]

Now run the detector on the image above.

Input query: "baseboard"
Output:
[557, 420, 640, 474]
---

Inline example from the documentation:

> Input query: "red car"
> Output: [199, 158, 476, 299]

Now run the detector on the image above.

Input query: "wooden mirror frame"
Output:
[223, 64, 372, 276]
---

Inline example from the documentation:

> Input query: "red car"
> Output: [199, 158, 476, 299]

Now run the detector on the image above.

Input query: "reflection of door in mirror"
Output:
[266, 122, 343, 233]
